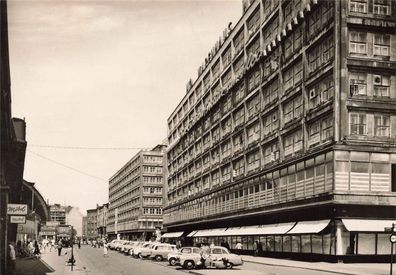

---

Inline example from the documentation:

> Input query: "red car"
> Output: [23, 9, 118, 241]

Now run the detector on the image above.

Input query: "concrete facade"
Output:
[107, 144, 167, 240]
[164, 0, 396, 262]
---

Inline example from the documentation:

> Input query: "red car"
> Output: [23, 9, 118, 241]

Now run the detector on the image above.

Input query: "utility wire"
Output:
[28, 144, 149, 150]
[27, 149, 107, 182]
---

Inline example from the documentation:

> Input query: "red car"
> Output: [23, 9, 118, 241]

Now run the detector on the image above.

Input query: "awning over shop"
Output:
[222, 226, 261, 236]
[222, 222, 296, 236]
[260, 222, 296, 235]
[342, 219, 396, 232]
[187, 231, 198, 237]
[193, 228, 227, 237]
[286, 219, 330, 234]
[161, 231, 184, 238]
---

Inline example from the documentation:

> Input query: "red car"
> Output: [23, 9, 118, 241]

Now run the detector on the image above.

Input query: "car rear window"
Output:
[181, 248, 191, 253]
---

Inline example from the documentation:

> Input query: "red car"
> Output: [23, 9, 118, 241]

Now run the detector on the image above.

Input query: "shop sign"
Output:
[7, 204, 28, 215]
[46, 221, 59, 227]
[10, 216, 26, 224]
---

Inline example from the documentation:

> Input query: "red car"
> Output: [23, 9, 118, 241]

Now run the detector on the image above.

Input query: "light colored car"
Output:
[128, 241, 143, 256]
[179, 246, 243, 269]
[149, 244, 177, 261]
[123, 241, 139, 254]
[168, 247, 202, 266]
[116, 241, 130, 251]
[109, 240, 123, 250]
[133, 242, 156, 258]
[119, 241, 134, 253]
[139, 242, 162, 258]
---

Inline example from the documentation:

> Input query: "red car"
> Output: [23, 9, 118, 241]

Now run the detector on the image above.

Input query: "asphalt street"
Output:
[62, 245, 345, 275]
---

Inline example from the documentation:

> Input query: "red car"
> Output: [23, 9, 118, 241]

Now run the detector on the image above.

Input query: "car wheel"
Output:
[184, 260, 195, 270]
[169, 258, 177, 266]
[226, 262, 233, 269]
[155, 255, 163, 261]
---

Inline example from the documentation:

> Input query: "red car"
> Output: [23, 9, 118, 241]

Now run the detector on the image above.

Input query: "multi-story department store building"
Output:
[164, 0, 396, 262]
[107, 145, 167, 240]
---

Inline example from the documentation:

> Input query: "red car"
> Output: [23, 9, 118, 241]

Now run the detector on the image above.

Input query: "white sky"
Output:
[8, 0, 241, 214]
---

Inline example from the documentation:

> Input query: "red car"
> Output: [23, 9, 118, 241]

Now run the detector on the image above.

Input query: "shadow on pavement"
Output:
[15, 257, 55, 275]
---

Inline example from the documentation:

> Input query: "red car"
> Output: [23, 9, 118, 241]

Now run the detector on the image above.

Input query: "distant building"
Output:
[65, 206, 83, 237]
[107, 144, 167, 240]
[87, 208, 98, 240]
[96, 203, 108, 238]
[49, 204, 66, 225]
[82, 216, 88, 239]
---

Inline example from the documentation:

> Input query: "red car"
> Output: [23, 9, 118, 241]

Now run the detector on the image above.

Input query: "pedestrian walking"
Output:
[8, 241, 16, 275]
[253, 241, 258, 256]
[34, 240, 41, 258]
[57, 239, 63, 256]
[103, 242, 108, 257]
[78, 240, 81, 249]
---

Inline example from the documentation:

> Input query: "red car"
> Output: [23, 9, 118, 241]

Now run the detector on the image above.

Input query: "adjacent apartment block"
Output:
[107, 144, 167, 240]
[49, 204, 66, 225]
[86, 208, 98, 240]
[164, 0, 396, 262]
[97, 203, 108, 238]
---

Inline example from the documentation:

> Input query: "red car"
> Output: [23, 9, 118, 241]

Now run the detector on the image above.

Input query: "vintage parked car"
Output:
[133, 242, 159, 258]
[121, 241, 138, 254]
[179, 246, 243, 269]
[128, 241, 143, 256]
[109, 240, 124, 250]
[116, 241, 130, 251]
[149, 244, 177, 261]
[139, 242, 162, 258]
[167, 246, 202, 266]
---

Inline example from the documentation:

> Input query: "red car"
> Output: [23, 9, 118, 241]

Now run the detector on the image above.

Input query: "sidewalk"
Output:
[15, 246, 88, 275]
[39, 247, 88, 275]
[242, 255, 390, 275]
[15, 256, 54, 275]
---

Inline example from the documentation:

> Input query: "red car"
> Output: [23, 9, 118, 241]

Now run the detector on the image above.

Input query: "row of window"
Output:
[349, 113, 392, 137]
[143, 208, 163, 215]
[168, 110, 334, 177]
[167, 151, 333, 206]
[168, 0, 334, 137]
[349, 32, 392, 57]
[349, 0, 392, 15]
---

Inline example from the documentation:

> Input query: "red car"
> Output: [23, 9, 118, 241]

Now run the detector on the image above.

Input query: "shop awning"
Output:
[222, 222, 296, 236]
[286, 219, 330, 234]
[193, 228, 227, 237]
[161, 231, 184, 238]
[342, 219, 396, 232]
[222, 226, 261, 236]
[187, 231, 198, 237]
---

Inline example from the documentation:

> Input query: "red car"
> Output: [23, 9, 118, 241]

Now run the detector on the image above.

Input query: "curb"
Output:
[39, 257, 56, 272]
[242, 259, 361, 275]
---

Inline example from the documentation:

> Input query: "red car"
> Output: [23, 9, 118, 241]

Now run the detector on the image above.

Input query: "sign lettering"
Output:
[7, 204, 28, 215]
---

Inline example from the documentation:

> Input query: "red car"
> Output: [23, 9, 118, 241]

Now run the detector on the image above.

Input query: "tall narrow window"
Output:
[373, 75, 390, 97]
[349, 0, 367, 13]
[350, 72, 367, 96]
[374, 34, 390, 56]
[349, 32, 367, 54]
[373, 0, 390, 15]
[350, 113, 367, 135]
[374, 114, 390, 137]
